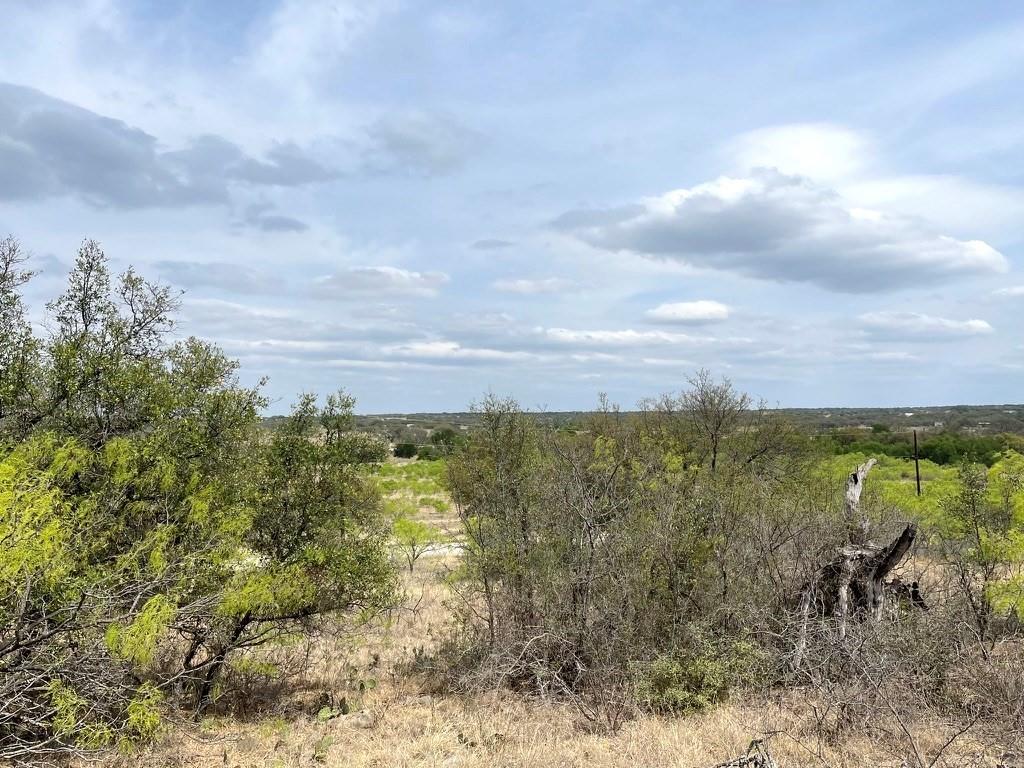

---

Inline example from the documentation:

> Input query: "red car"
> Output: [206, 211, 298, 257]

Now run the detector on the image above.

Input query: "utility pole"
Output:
[913, 429, 922, 496]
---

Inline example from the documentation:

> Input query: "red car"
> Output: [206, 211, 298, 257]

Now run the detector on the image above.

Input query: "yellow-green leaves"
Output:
[0, 449, 71, 597]
[122, 684, 164, 747]
[106, 595, 176, 666]
[218, 562, 317, 619]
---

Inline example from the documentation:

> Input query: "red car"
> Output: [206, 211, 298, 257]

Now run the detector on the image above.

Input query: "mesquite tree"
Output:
[0, 239, 395, 759]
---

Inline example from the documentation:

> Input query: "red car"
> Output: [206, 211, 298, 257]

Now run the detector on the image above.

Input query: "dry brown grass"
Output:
[88, 484, 1016, 768]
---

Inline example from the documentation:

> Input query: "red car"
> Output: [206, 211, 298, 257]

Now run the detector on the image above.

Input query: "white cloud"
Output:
[859, 311, 993, 341]
[641, 357, 697, 367]
[844, 175, 1024, 239]
[993, 285, 1024, 298]
[646, 300, 729, 324]
[866, 351, 921, 362]
[729, 123, 868, 181]
[492, 277, 576, 294]
[543, 327, 699, 346]
[538, 327, 753, 348]
[556, 170, 1008, 293]
[313, 266, 449, 298]
[383, 340, 535, 362]
[0, 83, 338, 208]
[159, 261, 277, 294]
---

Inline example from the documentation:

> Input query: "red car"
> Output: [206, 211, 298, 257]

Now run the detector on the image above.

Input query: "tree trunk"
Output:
[193, 614, 250, 717]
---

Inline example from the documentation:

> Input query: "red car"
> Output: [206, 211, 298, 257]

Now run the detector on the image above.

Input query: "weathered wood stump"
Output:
[793, 459, 925, 670]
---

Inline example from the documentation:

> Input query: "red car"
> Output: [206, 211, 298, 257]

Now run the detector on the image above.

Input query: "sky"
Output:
[2, 1, 1024, 413]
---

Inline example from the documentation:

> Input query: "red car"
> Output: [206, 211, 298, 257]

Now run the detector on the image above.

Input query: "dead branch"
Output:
[712, 740, 778, 768]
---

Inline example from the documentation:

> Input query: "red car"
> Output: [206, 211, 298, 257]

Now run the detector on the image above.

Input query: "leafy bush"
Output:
[442, 378, 1024, 749]
[394, 442, 417, 458]
[429, 427, 467, 455]
[444, 380, 805, 719]
[825, 428, 1012, 466]
[634, 637, 762, 715]
[416, 444, 440, 461]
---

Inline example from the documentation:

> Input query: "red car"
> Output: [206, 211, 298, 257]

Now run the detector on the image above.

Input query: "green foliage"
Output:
[392, 513, 445, 572]
[429, 427, 467, 456]
[416, 444, 440, 461]
[0, 240, 396, 759]
[106, 595, 176, 666]
[373, 459, 447, 496]
[634, 636, 762, 715]
[931, 455, 1024, 629]
[445, 386, 801, 710]
[824, 429, 1012, 466]
[394, 442, 417, 458]
[122, 684, 164, 747]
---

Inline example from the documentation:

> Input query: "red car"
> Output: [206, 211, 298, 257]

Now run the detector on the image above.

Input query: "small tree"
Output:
[394, 442, 417, 458]
[181, 391, 397, 712]
[393, 515, 444, 572]
[430, 427, 466, 456]
[934, 455, 1024, 649]
[416, 444, 440, 461]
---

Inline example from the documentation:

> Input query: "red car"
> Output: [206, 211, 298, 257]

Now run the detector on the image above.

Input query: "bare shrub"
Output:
[441, 375, 1024, 762]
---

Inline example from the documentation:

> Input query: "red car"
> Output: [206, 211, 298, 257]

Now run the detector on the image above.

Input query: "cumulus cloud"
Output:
[165, 135, 339, 188]
[492, 277, 576, 294]
[312, 266, 449, 298]
[646, 300, 730, 324]
[554, 170, 1008, 293]
[0, 83, 337, 209]
[859, 311, 993, 341]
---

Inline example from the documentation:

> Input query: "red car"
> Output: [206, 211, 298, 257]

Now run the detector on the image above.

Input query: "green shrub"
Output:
[634, 638, 762, 715]
[416, 445, 440, 461]
[394, 442, 417, 458]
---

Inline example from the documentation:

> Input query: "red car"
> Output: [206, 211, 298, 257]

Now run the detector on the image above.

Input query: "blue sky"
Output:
[3, 1, 1024, 413]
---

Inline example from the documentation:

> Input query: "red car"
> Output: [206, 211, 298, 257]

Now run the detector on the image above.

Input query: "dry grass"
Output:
[88, 471, 1016, 768]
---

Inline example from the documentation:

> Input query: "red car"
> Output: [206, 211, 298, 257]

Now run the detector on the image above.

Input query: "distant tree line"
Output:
[823, 427, 1022, 466]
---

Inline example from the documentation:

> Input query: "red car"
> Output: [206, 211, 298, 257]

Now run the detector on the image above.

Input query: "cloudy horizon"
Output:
[3, 1, 1023, 413]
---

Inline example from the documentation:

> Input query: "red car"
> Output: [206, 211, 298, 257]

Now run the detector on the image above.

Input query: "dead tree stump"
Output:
[793, 459, 922, 670]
